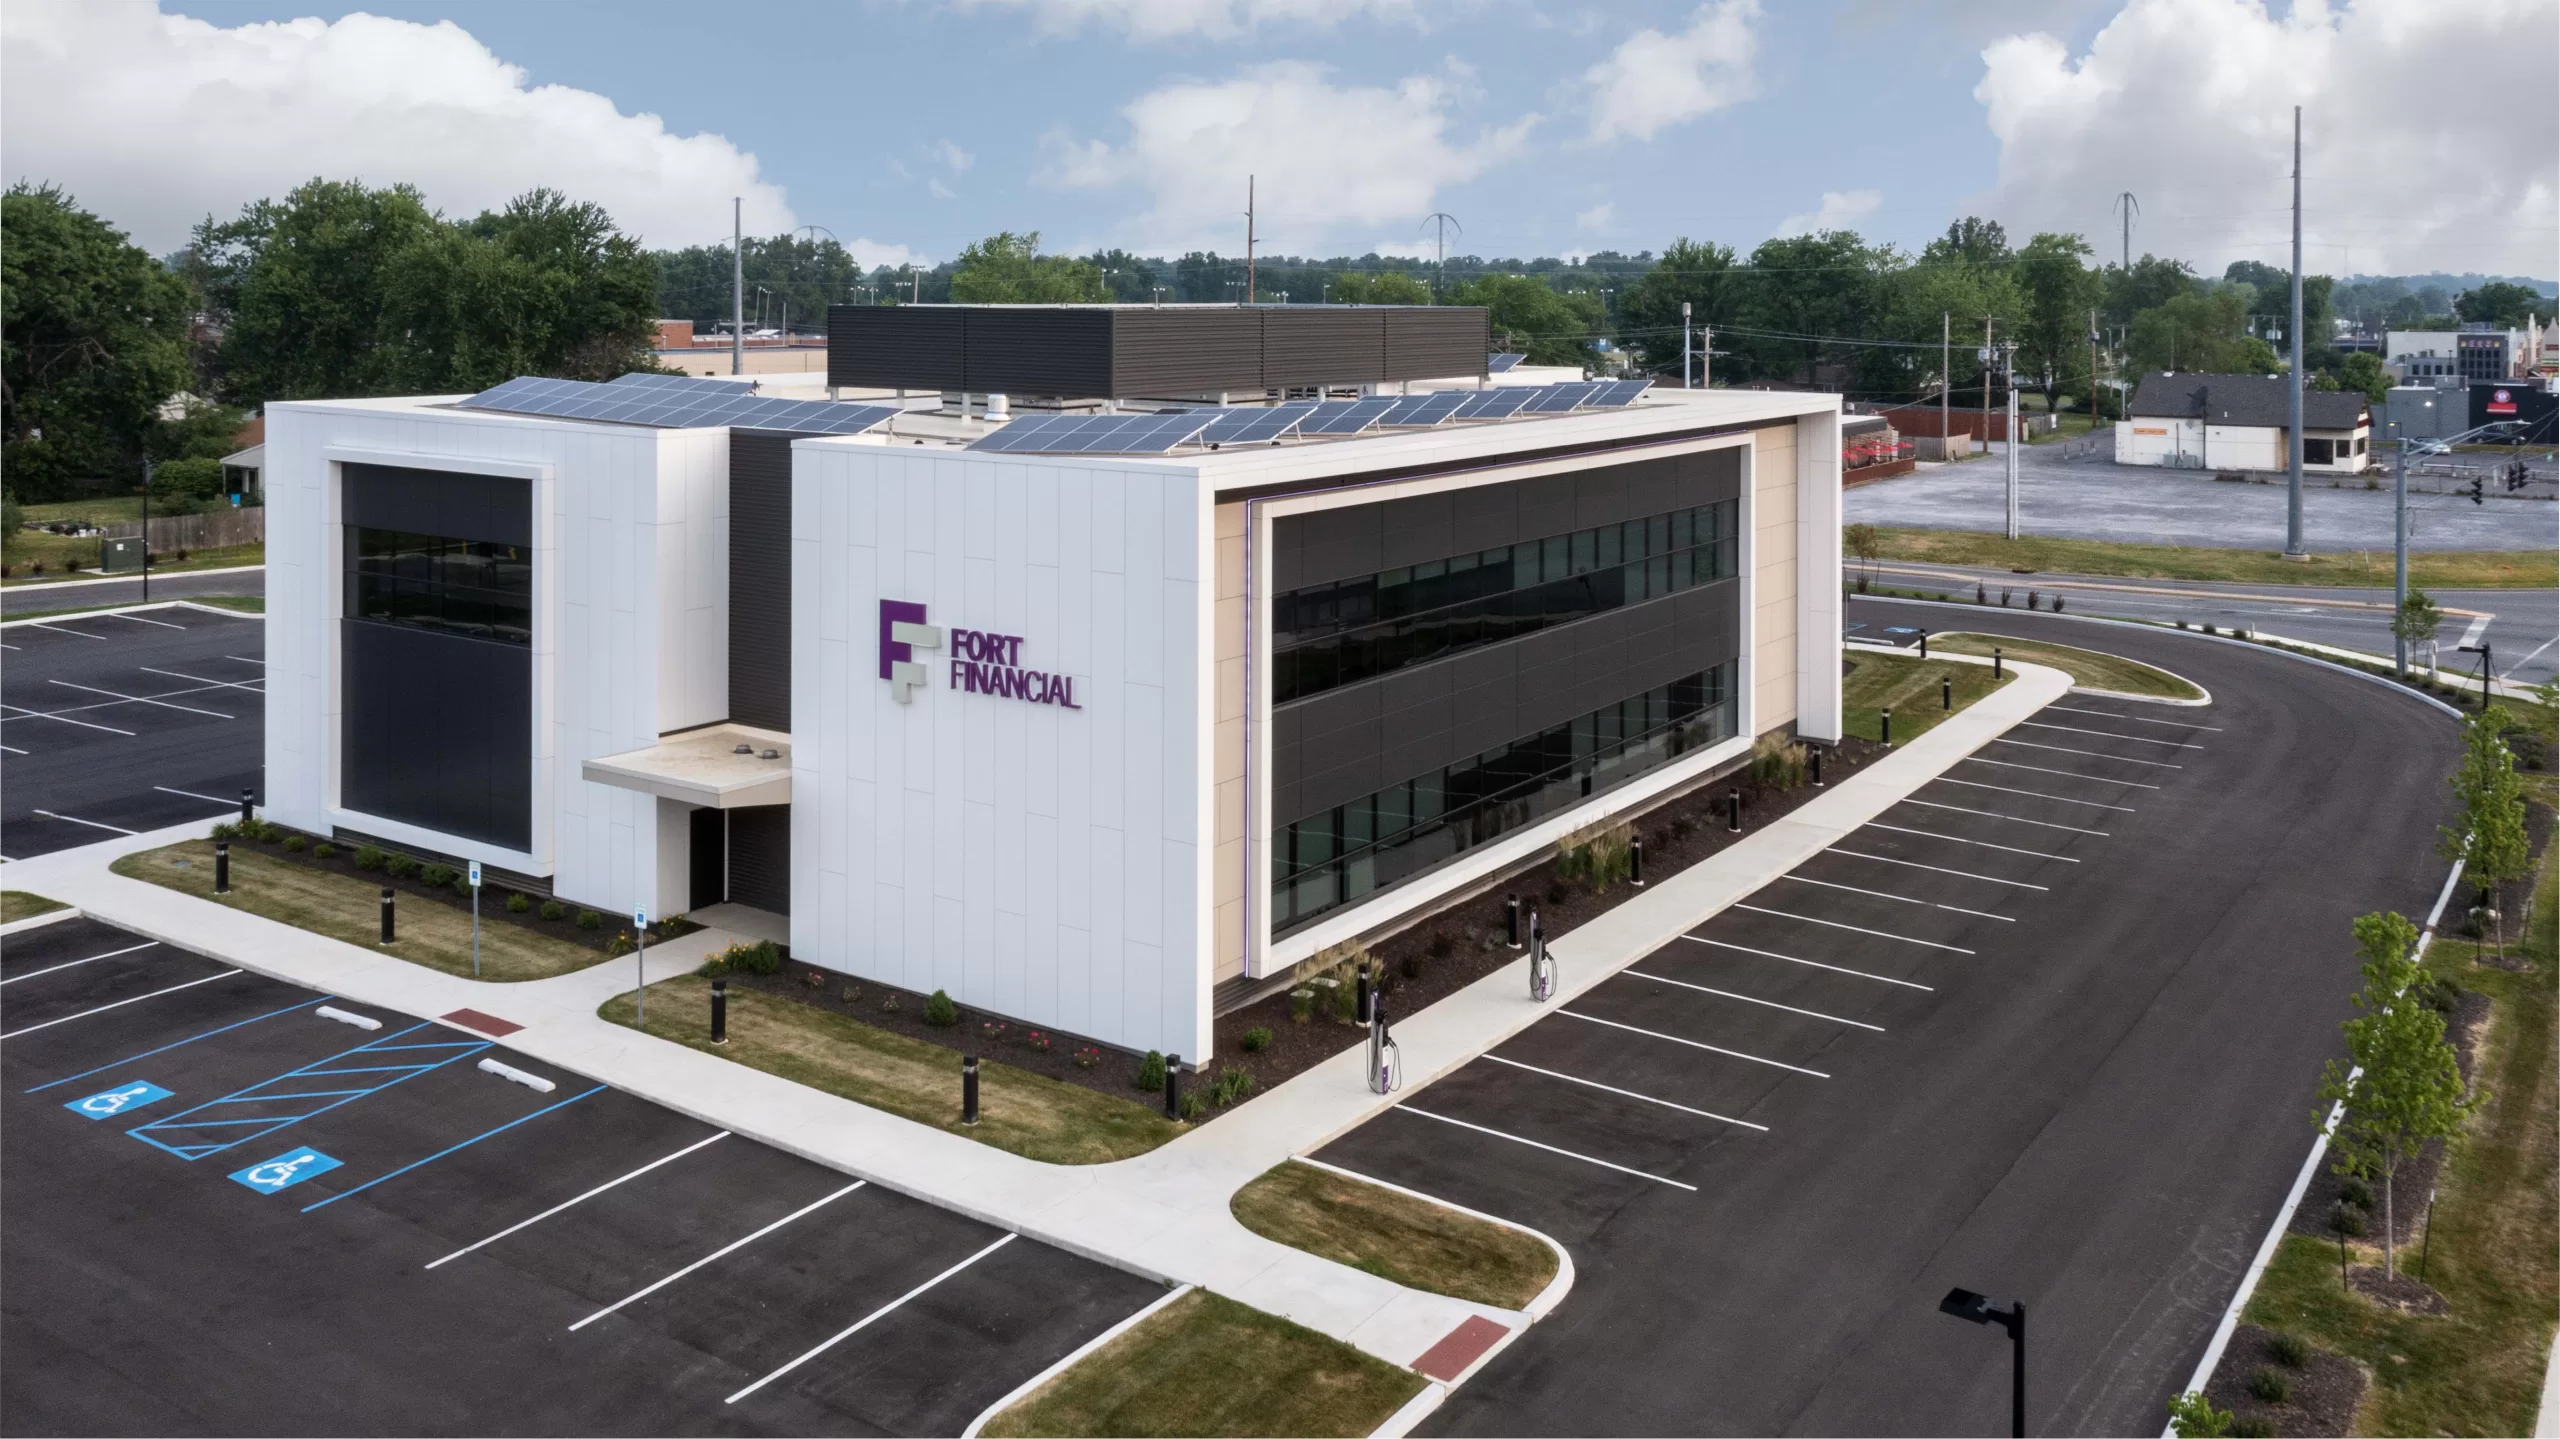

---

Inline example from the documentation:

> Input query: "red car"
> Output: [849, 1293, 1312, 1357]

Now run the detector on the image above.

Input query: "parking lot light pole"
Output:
[2391, 421, 2409, 676]
[468, 861, 482, 978]
[634, 907, 649, 1025]
[1938, 1287, 2026, 1437]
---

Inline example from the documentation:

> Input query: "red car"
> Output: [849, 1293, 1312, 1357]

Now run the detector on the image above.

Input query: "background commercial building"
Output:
[264, 305, 1842, 1064]
[2115, 372, 2370, 472]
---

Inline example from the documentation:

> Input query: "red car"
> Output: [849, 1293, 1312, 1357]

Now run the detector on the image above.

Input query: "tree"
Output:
[2012, 233, 2101, 408]
[1331, 269, 1430, 305]
[2455, 280, 2546, 329]
[2391, 588, 2444, 672]
[1736, 230, 1889, 385]
[1843, 522, 1880, 586]
[1931, 217, 2011, 269]
[2314, 910, 2468, 1281]
[2103, 254, 2198, 328]
[1617, 239, 1744, 380]
[2328, 351, 2391, 403]
[189, 179, 447, 402]
[2441, 710, 2531, 961]
[2, 184, 198, 501]
[2123, 288, 2276, 375]
[947, 231, 1108, 304]
[149, 455, 223, 513]
[1444, 274, 1601, 367]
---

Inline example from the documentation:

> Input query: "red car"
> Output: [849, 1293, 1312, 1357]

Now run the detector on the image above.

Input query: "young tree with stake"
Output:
[2441, 711, 2531, 961]
[2391, 589, 2444, 676]
[2314, 911, 2469, 1282]
[1843, 522, 1881, 589]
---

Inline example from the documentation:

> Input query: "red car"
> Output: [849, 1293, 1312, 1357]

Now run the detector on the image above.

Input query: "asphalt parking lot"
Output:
[1315, 604, 2461, 1435]
[1, 915, 1163, 1436]
[0, 605, 266, 859]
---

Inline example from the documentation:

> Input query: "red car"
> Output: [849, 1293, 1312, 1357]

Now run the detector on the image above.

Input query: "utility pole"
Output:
[139, 456, 152, 604]
[2089, 306, 2101, 436]
[1683, 301, 1693, 388]
[1942, 312, 1952, 460]
[1981, 315, 1996, 458]
[1700, 322, 1712, 389]
[2284, 106, 2306, 559]
[2393, 421, 2409, 675]
[731, 197, 744, 377]
[2004, 342, 2022, 540]
[2113, 191, 2138, 273]
[1244, 175, 1256, 305]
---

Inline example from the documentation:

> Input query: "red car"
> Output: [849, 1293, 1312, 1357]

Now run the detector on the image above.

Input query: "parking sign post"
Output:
[468, 861, 482, 978]
[634, 907, 649, 1025]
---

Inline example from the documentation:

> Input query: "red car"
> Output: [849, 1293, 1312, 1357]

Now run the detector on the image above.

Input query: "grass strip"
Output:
[2236, 838, 2556, 1436]
[1928, 633, 2202, 700]
[3, 542, 263, 586]
[112, 839, 607, 982]
[1, 891, 68, 924]
[1841, 647, 2009, 746]
[600, 974, 1181, 1165]
[1231, 1160, 1557, 1310]
[982, 1288, 1425, 1438]
[1864, 527, 2555, 590]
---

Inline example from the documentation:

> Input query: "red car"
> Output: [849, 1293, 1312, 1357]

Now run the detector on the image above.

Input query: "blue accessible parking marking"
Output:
[65, 1080, 173, 1121]
[229, 1148, 342, 1194]
[127, 1020, 489, 1161]
[1883, 626, 1919, 634]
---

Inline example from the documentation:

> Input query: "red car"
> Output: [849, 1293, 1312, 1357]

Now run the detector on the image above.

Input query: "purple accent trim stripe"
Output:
[880, 600, 927, 680]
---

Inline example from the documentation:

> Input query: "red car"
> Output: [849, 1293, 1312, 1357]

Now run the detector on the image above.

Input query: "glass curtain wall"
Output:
[345, 528, 532, 644]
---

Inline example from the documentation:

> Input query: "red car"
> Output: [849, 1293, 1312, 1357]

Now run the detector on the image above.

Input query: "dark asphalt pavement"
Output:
[0, 918, 1162, 1435]
[1317, 603, 2462, 1436]
[1, 567, 265, 617]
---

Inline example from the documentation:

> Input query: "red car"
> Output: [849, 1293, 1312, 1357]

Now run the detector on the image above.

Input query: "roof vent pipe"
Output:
[986, 393, 1010, 420]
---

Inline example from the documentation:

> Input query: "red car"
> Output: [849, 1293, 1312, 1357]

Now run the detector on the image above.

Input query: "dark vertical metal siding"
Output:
[728, 431, 793, 730]
[963, 308, 1115, 394]
[1383, 307, 1491, 379]
[829, 306, 967, 390]
[341, 623, 533, 849]
[727, 804, 790, 913]
[1261, 309, 1387, 386]
[1108, 308, 1265, 394]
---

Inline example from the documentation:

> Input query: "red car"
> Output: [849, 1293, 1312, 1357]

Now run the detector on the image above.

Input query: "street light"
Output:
[1938, 1287, 2026, 1437]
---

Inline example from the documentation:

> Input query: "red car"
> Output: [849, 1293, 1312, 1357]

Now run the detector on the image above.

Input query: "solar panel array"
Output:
[605, 371, 747, 395]
[1522, 381, 1599, 413]
[1454, 388, 1534, 420]
[1198, 401, 1318, 446]
[1297, 397, 1400, 435]
[963, 411, 1216, 454]
[952, 378, 1656, 455]
[1378, 392, 1472, 427]
[458, 375, 900, 435]
[1487, 353, 1525, 373]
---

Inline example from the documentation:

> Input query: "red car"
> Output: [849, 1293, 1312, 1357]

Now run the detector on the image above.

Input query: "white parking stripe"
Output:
[1901, 799, 2111, 836]
[4, 677, 245, 724]
[1394, 1106, 1701, 1190]
[724, 1234, 1021, 1404]
[0, 742, 25, 756]
[0, 941, 159, 986]
[154, 785, 244, 806]
[1776, 875, 2013, 921]
[1621, 969, 1885, 1031]
[23, 623, 108, 641]
[49, 679, 233, 720]
[1933, 777, 2136, 812]
[139, 666, 266, 693]
[2021, 721, 2202, 750]
[1480, 1054, 1771, 1130]
[566, 1180, 866, 1331]
[1867, 822, 2078, 862]
[106, 611, 185, 630]
[3, 703, 136, 736]
[1683, 935, 1937, 988]
[426, 1131, 732, 1269]
[1558, 1009, 1831, 1077]
[32, 810, 136, 835]
[2046, 704, 2221, 731]
[1827, 849, 2051, 889]
[1991, 738, 2183, 770]
[1733, 902, 1979, 952]
[0, 970, 243, 1039]
[224, 656, 265, 665]
[1961, 756, 2161, 790]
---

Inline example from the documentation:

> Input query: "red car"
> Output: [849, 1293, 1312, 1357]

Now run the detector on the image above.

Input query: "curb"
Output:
[958, 1283, 1195, 1439]
[1286, 1154, 1578, 1324]
[0, 905, 84, 938]
[1369, 1378, 1449, 1439]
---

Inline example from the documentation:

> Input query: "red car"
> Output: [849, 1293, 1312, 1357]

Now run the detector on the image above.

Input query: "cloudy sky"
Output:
[4, 0, 2552, 278]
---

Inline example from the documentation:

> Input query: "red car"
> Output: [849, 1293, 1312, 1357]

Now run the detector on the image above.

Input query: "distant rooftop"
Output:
[2127, 373, 2369, 429]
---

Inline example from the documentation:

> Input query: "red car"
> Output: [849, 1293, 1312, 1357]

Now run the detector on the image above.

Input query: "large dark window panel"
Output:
[727, 805, 790, 914]
[341, 621, 531, 850]
[729, 431, 794, 729]
[344, 528, 531, 644]
[343, 463, 532, 547]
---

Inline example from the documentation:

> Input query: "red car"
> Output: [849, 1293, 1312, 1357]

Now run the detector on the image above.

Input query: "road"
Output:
[1312, 603, 2461, 1436]
[1848, 445, 2556, 552]
[1, 566, 265, 617]
[1859, 560, 2559, 688]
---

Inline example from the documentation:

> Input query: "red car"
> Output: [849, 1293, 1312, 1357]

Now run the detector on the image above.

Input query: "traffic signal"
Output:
[2468, 476, 2485, 505]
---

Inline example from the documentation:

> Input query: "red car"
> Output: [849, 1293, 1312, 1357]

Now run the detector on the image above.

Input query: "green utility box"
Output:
[101, 536, 145, 573]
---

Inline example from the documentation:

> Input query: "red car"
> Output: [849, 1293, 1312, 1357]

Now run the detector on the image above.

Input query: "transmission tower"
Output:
[1421, 212, 1461, 293]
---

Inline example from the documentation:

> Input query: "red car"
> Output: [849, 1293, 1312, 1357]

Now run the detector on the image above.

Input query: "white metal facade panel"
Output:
[789, 441, 1213, 1062]
[1793, 409, 1844, 741]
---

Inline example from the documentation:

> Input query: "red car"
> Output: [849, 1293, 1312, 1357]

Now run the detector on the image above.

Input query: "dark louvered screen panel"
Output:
[1383, 307, 1490, 381]
[829, 305, 966, 390]
[1109, 308, 1265, 395]
[728, 431, 793, 730]
[1261, 309, 1387, 387]
[961, 308, 1114, 395]
[726, 804, 791, 914]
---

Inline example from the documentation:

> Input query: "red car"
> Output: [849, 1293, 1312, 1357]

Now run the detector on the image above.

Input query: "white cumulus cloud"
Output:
[1044, 61, 1533, 254]
[1583, 0, 1761, 144]
[1576, 201, 1616, 231]
[1775, 189, 1881, 238]
[0, 1, 814, 255]
[957, 0, 1428, 41]
[1972, 0, 2558, 276]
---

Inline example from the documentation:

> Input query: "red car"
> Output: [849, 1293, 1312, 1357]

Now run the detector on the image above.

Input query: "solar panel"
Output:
[1378, 392, 1471, 427]
[1487, 353, 1525, 373]
[1199, 402, 1318, 446]
[456, 375, 897, 435]
[1523, 382, 1600, 413]
[1297, 398, 1400, 435]
[607, 371, 749, 394]
[1587, 379, 1653, 408]
[965, 411, 1216, 454]
[1454, 388, 1534, 420]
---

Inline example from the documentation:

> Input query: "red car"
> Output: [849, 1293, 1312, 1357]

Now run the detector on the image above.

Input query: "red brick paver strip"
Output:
[440, 1007, 522, 1038]
[1412, 1315, 1510, 1382]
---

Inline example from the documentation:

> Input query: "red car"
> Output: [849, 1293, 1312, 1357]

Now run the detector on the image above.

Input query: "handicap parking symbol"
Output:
[228, 1148, 342, 1195]
[65, 1081, 173, 1121]
[1883, 626, 1919, 635]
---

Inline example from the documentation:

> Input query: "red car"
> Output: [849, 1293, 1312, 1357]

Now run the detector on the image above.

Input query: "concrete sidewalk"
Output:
[0, 660, 2069, 1380]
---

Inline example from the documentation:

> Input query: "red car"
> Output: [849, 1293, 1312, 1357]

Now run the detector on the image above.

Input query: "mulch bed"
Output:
[2290, 988, 2493, 1252]
[2455, 797, 2552, 972]
[2348, 1265, 2449, 1315]
[1204, 735, 1889, 1100]
[2203, 1324, 2367, 1439]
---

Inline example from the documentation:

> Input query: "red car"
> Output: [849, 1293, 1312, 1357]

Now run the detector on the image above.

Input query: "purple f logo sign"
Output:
[880, 600, 942, 703]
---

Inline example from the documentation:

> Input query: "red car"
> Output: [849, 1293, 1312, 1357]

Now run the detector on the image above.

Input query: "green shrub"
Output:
[732, 940, 782, 975]
[1239, 1027, 1272, 1052]
[2329, 1201, 2367, 1237]
[1556, 820, 1633, 894]
[150, 456, 223, 509]
[1178, 1091, 1205, 1121]
[1748, 732, 1809, 788]
[575, 909, 603, 930]
[1209, 1067, 1255, 1107]
[1289, 987, 1315, 1023]
[1134, 1049, 1168, 1091]
[421, 863, 458, 889]
[209, 821, 239, 841]
[249, 819, 284, 843]
[923, 988, 958, 1026]
[2265, 1331, 2309, 1369]
[2166, 1391, 2234, 1438]
[384, 853, 420, 879]
[2246, 1367, 2288, 1404]
[605, 932, 635, 958]
[313, 842, 336, 861]
[1331, 970, 1362, 1025]
[282, 834, 307, 853]
[2230, 1418, 2273, 1439]
[505, 892, 530, 914]
[539, 899, 565, 921]
[696, 957, 727, 978]
[2337, 1175, 2374, 1210]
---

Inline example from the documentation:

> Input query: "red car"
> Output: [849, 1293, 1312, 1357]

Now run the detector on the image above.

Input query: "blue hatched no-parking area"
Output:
[125, 1020, 490, 1160]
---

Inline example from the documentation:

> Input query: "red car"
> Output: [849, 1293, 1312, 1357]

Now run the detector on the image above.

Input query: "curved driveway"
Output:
[1320, 600, 2461, 1436]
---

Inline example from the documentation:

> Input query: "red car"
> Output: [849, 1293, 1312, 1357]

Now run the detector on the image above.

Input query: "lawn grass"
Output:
[1230, 1160, 1557, 1310]
[1928, 632, 2203, 700]
[1864, 527, 2556, 590]
[2, 541, 263, 586]
[600, 974, 1183, 1165]
[981, 1288, 1426, 1438]
[112, 839, 609, 982]
[20, 496, 147, 526]
[1, 891, 68, 924]
[1840, 647, 2009, 746]
[2235, 838, 2556, 1436]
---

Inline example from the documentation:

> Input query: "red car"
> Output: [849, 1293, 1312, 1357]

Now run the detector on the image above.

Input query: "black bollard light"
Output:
[1943, 676, 1953, 710]
[1356, 964, 1373, 1027]
[380, 886, 396, 944]
[1882, 707, 1894, 748]
[1727, 787, 1741, 833]
[1810, 747, 1824, 787]
[1993, 646, 2003, 679]
[962, 1053, 980, 1126]
[1164, 1054, 1182, 1119]
[1629, 836, 1644, 887]
[1919, 629, 1929, 659]
[711, 978, 729, 1044]
[1505, 893, 1522, 949]
[240, 787, 255, 826]
[214, 840, 230, 894]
